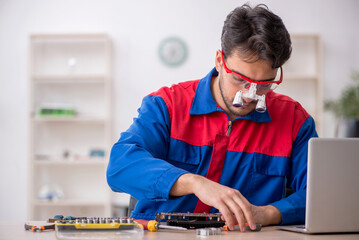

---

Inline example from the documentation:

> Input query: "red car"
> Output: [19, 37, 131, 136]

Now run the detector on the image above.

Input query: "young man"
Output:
[107, 4, 317, 231]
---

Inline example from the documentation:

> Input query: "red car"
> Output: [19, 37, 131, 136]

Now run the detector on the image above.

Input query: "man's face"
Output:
[214, 50, 278, 117]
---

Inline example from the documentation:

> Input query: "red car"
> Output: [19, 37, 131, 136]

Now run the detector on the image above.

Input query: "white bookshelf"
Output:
[28, 34, 112, 220]
[277, 34, 323, 135]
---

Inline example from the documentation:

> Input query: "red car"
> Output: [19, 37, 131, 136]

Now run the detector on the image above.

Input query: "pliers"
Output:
[24, 222, 55, 232]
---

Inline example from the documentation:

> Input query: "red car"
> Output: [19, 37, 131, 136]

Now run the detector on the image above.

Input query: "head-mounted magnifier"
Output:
[232, 85, 267, 113]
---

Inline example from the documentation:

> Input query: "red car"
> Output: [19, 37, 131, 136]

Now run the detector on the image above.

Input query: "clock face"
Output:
[158, 37, 188, 67]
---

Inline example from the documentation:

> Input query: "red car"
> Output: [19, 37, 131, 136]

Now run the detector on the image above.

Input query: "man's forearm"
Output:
[170, 173, 200, 196]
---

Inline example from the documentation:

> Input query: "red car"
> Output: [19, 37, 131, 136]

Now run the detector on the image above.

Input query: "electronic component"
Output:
[55, 217, 143, 239]
[156, 212, 226, 229]
[196, 227, 222, 237]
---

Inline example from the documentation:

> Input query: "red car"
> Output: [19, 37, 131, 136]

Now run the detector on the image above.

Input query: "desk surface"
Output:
[2, 222, 359, 240]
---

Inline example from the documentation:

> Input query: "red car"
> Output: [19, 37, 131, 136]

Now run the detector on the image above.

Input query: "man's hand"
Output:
[170, 173, 282, 231]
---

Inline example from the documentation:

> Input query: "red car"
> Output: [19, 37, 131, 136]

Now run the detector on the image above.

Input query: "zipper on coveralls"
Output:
[226, 120, 232, 137]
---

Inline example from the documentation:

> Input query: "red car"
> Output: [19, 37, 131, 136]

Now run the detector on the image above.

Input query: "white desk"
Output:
[2, 221, 359, 240]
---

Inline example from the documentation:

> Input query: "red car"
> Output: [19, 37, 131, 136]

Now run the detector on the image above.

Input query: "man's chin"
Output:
[230, 106, 255, 117]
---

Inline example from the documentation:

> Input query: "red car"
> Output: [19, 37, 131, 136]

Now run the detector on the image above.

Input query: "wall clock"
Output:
[158, 37, 188, 67]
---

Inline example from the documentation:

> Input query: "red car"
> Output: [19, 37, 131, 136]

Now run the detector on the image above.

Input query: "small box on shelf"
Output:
[37, 103, 76, 118]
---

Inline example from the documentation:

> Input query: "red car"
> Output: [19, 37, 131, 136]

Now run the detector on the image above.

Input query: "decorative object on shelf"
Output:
[38, 184, 64, 201]
[67, 57, 77, 74]
[38, 103, 76, 117]
[325, 71, 359, 137]
[34, 154, 51, 161]
[89, 148, 105, 158]
[158, 37, 188, 67]
[63, 150, 70, 159]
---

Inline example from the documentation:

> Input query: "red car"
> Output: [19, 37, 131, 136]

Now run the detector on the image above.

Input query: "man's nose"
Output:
[242, 96, 255, 104]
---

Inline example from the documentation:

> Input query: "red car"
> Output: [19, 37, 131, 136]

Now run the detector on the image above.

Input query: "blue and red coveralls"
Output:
[107, 68, 318, 224]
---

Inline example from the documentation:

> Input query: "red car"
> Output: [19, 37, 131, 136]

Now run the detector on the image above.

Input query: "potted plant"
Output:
[325, 71, 359, 137]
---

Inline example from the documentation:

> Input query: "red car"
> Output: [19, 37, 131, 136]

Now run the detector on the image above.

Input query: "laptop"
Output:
[278, 138, 359, 234]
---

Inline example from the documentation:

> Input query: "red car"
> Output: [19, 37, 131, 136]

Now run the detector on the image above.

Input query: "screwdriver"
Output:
[134, 219, 187, 232]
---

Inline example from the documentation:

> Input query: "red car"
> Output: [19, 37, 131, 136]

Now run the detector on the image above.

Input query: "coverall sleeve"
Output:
[271, 116, 318, 224]
[106, 95, 188, 201]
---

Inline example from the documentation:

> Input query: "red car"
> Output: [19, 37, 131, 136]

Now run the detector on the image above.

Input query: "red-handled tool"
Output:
[223, 223, 262, 232]
[134, 219, 187, 232]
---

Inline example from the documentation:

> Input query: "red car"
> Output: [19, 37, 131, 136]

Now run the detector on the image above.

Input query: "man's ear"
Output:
[215, 50, 222, 72]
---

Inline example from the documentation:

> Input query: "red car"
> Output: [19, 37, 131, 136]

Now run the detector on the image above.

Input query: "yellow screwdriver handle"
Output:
[147, 220, 158, 232]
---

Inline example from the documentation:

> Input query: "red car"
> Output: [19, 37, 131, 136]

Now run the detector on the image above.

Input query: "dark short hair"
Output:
[221, 4, 291, 68]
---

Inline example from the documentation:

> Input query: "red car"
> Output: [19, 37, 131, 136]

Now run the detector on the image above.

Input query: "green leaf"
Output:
[324, 71, 359, 119]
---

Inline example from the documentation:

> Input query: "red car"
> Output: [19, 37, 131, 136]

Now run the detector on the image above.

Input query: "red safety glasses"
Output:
[220, 50, 283, 86]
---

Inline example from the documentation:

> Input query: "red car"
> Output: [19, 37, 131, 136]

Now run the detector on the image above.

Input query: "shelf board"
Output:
[32, 116, 108, 123]
[32, 74, 109, 84]
[33, 199, 107, 207]
[284, 75, 319, 81]
[34, 159, 106, 166]
[31, 33, 110, 40]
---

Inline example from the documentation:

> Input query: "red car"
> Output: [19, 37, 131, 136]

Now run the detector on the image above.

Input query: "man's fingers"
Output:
[224, 198, 246, 232]
[232, 194, 257, 230]
[217, 203, 236, 230]
[192, 178, 258, 231]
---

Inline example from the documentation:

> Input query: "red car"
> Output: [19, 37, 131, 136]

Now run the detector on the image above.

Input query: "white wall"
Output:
[1, 0, 358, 221]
